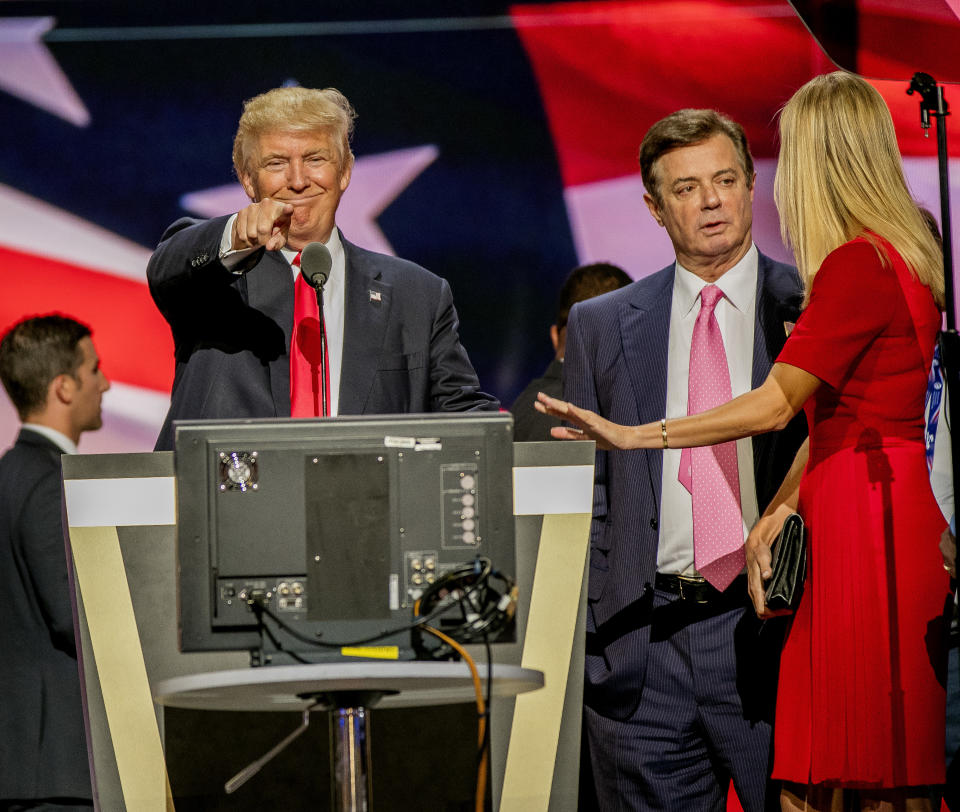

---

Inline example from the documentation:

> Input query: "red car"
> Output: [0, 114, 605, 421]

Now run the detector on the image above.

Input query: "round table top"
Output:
[153, 661, 544, 712]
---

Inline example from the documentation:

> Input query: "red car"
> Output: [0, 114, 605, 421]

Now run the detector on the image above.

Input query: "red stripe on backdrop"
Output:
[511, 0, 832, 187]
[0, 245, 173, 393]
[511, 0, 960, 189]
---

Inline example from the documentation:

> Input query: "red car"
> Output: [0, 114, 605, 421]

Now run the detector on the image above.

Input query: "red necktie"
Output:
[678, 284, 743, 590]
[289, 251, 330, 417]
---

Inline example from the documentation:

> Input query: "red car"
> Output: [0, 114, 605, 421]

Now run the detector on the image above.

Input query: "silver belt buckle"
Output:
[677, 574, 708, 604]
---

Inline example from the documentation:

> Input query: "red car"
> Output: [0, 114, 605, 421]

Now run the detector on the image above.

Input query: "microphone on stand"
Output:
[299, 242, 332, 291]
[298, 242, 332, 416]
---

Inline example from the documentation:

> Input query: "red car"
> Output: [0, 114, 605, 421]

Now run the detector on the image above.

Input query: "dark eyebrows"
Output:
[669, 167, 738, 187]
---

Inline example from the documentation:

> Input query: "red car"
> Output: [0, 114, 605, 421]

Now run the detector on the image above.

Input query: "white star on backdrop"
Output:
[0, 17, 90, 126]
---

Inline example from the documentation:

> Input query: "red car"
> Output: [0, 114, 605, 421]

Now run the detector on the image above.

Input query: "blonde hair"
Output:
[774, 71, 944, 307]
[232, 86, 356, 178]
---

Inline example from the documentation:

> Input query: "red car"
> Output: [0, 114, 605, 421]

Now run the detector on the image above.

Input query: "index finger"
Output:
[746, 563, 767, 617]
[259, 199, 294, 250]
[536, 391, 567, 413]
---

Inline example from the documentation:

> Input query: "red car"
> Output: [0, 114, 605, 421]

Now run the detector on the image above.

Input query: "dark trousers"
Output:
[2, 801, 93, 811]
[584, 584, 781, 812]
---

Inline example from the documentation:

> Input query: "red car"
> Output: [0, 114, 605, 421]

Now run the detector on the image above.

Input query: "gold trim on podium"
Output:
[499, 512, 592, 811]
[69, 525, 175, 811]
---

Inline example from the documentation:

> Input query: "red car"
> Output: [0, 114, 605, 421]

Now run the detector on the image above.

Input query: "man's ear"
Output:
[240, 171, 258, 202]
[338, 156, 353, 192]
[643, 192, 664, 227]
[50, 373, 76, 407]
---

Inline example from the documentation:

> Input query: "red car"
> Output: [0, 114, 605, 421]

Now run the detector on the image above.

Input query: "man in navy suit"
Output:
[564, 111, 806, 811]
[148, 86, 497, 451]
[0, 315, 110, 811]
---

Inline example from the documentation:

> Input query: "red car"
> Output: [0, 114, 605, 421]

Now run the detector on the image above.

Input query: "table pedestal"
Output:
[308, 690, 392, 812]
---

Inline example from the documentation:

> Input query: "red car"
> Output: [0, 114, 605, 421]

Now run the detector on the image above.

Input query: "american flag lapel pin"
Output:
[369, 290, 382, 303]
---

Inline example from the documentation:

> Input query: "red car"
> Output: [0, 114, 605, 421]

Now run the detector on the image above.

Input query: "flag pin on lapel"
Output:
[369, 290, 382, 303]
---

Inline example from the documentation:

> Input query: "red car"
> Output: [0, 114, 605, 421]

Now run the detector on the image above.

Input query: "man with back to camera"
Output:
[510, 262, 632, 442]
[0, 315, 110, 811]
[147, 85, 498, 451]
[562, 110, 807, 810]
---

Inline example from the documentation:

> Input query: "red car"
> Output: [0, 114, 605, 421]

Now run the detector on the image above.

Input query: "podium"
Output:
[62, 440, 593, 811]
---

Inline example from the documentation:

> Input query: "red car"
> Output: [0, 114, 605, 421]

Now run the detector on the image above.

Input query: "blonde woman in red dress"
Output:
[538, 71, 948, 811]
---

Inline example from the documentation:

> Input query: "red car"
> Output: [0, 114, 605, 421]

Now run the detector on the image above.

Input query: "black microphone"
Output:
[299, 242, 332, 291]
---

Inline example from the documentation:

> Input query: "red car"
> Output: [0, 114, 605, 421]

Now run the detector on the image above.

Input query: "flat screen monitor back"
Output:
[174, 413, 516, 662]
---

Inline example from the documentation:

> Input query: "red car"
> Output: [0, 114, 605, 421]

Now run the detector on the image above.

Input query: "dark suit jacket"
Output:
[0, 429, 91, 801]
[509, 357, 563, 441]
[563, 251, 807, 720]
[148, 216, 499, 450]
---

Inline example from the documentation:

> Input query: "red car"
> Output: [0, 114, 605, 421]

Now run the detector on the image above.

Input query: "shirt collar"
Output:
[674, 242, 758, 317]
[22, 423, 77, 454]
[282, 227, 345, 278]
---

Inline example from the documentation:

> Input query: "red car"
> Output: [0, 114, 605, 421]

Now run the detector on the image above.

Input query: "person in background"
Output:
[510, 262, 631, 441]
[539, 70, 948, 811]
[0, 315, 110, 812]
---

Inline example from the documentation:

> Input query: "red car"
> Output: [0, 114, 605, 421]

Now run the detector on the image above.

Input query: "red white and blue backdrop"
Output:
[2, 0, 959, 453]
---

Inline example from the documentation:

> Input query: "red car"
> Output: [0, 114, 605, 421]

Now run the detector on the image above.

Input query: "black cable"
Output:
[246, 568, 497, 652]
[249, 601, 310, 664]
[246, 556, 515, 660]
[413, 559, 516, 660]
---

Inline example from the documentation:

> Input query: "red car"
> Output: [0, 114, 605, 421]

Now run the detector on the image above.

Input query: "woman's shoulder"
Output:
[815, 235, 896, 289]
[823, 234, 888, 265]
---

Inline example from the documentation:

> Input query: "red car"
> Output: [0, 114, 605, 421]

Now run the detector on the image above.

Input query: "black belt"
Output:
[654, 572, 745, 604]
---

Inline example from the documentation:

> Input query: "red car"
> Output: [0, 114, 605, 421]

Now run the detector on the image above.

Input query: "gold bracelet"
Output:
[660, 418, 668, 448]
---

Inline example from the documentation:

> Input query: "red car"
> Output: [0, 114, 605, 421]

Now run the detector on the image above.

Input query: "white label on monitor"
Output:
[389, 573, 400, 610]
[383, 436, 416, 448]
[414, 441, 442, 451]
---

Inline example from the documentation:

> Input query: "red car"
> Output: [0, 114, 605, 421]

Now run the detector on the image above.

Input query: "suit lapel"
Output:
[247, 250, 296, 416]
[751, 252, 781, 494]
[338, 239, 392, 414]
[620, 267, 674, 502]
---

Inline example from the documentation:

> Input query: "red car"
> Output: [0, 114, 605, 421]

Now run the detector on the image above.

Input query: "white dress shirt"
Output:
[657, 243, 760, 575]
[219, 218, 346, 416]
[22, 424, 77, 455]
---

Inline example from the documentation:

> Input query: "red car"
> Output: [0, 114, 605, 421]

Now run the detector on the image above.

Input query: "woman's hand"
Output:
[535, 392, 640, 450]
[940, 526, 957, 579]
[746, 503, 796, 619]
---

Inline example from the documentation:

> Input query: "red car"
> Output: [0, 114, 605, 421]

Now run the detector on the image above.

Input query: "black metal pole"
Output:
[936, 82, 955, 329]
[315, 286, 328, 417]
[908, 74, 959, 537]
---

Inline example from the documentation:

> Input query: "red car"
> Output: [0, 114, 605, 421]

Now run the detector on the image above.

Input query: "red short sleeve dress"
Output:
[774, 235, 948, 787]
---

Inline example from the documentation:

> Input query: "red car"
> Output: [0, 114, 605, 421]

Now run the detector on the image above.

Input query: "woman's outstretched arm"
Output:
[535, 362, 820, 450]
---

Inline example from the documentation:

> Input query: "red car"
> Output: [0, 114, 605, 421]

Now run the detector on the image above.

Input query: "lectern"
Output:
[62, 435, 593, 811]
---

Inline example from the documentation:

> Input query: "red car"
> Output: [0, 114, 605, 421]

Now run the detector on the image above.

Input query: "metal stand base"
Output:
[309, 690, 393, 812]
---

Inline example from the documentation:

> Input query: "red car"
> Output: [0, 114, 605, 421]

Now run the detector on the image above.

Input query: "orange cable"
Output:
[421, 625, 488, 812]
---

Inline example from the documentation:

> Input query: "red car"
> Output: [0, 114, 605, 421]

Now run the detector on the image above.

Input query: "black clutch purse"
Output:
[764, 513, 806, 611]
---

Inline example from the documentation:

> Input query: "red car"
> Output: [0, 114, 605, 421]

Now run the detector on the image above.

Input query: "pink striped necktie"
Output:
[678, 284, 744, 591]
